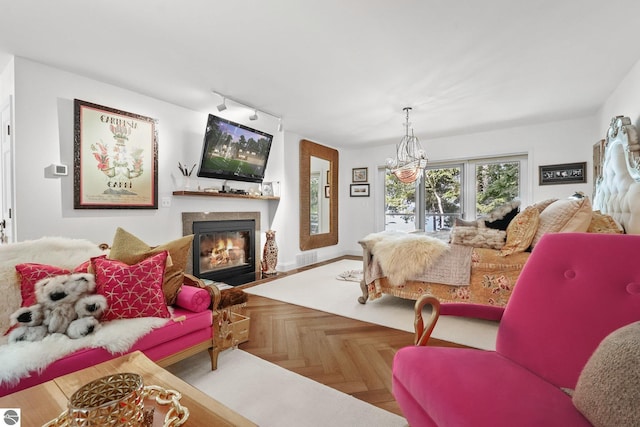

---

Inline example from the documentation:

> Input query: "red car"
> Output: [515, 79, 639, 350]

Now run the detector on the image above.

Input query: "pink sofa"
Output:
[393, 233, 640, 426]
[0, 237, 221, 397]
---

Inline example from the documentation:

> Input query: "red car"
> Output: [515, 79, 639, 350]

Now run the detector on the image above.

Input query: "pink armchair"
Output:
[392, 233, 640, 427]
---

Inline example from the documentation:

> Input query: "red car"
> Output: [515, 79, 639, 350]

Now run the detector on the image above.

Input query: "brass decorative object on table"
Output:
[44, 372, 189, 427]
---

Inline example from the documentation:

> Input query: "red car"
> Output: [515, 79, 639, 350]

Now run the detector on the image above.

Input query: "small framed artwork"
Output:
[352, 167, 368, 183]
[539, 162, 587, 186]
[350, 183, 370, 197]
[326, 170, 331, 184]
[324, 185, 330, 198]
[74, 99, 158, 209]
[262, 181, 274, 196]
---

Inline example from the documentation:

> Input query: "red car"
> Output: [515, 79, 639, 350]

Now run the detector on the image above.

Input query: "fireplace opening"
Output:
[192, 219, 256, 286]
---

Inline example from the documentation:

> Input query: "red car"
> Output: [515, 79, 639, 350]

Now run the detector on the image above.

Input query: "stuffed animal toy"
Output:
[8, 273, 108, 343]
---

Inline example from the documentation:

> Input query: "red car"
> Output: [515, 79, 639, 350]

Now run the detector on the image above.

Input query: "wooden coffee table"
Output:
[0, 351, 256, 426]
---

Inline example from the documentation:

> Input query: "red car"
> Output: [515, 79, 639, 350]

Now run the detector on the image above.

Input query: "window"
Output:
[383, 154, 527, 232]
[384, 170, 416, 231]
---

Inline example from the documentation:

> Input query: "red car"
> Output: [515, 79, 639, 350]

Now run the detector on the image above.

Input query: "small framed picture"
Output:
[352, 167, 368, 183]
[262, 181, 274, 196]
[350, 183, 370, 197]
[539, 162, 587, 186]
[324, 185, 330, 198]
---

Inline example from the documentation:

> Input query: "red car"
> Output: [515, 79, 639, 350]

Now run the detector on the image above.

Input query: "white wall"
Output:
[598, 58, 640, 134]
[340, 116, 599, 255]
[8, 57, 305, 267]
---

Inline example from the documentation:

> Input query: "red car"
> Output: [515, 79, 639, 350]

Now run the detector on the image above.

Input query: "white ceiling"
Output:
[1, 0, 640, 149]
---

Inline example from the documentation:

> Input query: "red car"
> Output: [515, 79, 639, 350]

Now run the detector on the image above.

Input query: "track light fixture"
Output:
[216, 97, 227, 112]
[211, 89, 282, 129]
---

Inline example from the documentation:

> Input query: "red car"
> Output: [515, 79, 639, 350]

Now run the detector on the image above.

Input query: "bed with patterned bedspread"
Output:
[358, 115, 638, 318]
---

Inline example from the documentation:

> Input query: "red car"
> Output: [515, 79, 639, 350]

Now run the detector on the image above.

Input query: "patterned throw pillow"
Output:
[499, 206, 540, 256]
[108, 227, 194, 306]
[15, 262, 91, 306]
[531, 197, 592, 247]
[588, 210, 624, 234]
[93, 251, 171, 321]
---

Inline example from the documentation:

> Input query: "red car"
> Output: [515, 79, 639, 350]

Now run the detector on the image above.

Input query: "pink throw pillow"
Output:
[92, 251, 171, 321]
[175, 285, 211, 313]
[15, 261, 91, 307]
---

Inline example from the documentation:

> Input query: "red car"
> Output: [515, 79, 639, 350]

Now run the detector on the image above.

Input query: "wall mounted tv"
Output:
[197, 114, 273, 183]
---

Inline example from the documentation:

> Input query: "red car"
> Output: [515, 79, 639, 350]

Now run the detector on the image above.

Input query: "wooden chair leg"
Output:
[209, 346, 219, 370]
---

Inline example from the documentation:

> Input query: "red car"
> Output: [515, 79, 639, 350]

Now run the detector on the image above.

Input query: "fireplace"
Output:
[182, 212, 261, 286]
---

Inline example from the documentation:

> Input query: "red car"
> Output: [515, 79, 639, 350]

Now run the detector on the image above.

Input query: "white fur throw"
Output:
[0, 315, 168, 386]
[363, 232, 449, 286]
[0, 237, 107, 338]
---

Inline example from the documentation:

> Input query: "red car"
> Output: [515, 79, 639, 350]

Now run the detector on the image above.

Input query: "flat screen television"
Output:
[197, 114, 273, 183]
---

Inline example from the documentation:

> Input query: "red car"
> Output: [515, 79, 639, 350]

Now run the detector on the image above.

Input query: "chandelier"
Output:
[386, 107, 428, 183]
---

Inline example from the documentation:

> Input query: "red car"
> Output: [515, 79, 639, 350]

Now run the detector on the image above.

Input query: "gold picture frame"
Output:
[74, 100, 158, 209]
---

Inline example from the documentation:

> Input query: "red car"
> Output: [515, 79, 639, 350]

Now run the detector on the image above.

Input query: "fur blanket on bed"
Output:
[360, 231, 450, 286]
[0, 315, 168, 386]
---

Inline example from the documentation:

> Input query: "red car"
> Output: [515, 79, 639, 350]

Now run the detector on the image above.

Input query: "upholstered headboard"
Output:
[593, 116, 640, 234]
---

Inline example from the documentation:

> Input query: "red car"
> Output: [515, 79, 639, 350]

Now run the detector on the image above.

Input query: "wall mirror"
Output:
[300, 139, 338, 250]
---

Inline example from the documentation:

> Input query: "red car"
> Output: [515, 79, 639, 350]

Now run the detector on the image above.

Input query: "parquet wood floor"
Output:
[237, 260, 466, 417]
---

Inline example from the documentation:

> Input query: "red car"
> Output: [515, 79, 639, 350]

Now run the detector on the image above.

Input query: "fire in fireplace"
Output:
[192, 219, 256, 286]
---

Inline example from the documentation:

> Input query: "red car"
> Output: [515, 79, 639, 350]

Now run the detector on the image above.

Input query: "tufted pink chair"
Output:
[392, 233, 640, 427]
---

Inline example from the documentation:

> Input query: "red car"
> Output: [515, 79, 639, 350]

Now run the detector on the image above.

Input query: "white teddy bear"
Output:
[9, 273, 108, 343]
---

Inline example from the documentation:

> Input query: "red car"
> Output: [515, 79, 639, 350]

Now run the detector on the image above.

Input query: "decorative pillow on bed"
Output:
[483, 200, 521, 230]
[450, 226, 506, 249]
[15, 262, 91, 307]
[93, 251, 171, 320]
[108, 227, 194, 306]
[531, 198, 558, 213]
[588, 210, 624, 234]
[531, 197, 592, 247]
[572, 321, 640, 427]
[499, 206, 540, 256]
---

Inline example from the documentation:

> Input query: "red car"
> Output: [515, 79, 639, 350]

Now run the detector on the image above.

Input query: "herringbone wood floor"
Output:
[237, 259, 466, 417]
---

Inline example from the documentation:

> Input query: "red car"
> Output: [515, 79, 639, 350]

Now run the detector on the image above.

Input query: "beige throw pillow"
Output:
[108, 227, 194, 306]
[572, 321, 640, 427]
[531, 197, 592, 247]
[499, 206, 540, 256]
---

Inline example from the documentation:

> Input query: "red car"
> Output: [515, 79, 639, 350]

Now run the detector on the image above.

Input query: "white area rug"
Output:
[167, 349, 407, 427]
[246, 259, 498, 350]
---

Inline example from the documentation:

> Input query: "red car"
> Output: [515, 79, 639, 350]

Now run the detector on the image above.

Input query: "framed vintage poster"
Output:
[538, 162, 587, 186]
[352, 167, 368, 182]
[350, 183, 370, 197]
[74, 99, 158, 209]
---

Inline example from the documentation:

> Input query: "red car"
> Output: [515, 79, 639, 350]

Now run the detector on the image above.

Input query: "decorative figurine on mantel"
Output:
[262, 230, 278, 276]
